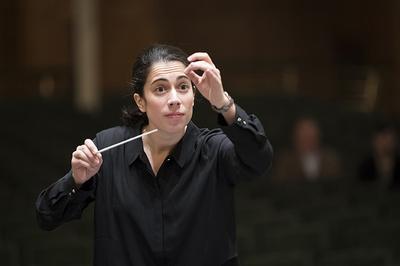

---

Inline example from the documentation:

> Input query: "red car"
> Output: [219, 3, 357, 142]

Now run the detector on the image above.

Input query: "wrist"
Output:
[211, 91, 234, 113]
[71, 171, 83, 188]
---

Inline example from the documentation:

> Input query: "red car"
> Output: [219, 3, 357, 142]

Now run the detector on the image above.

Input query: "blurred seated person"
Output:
[273, 117, 342, 183]
[358, 122, 400, 188]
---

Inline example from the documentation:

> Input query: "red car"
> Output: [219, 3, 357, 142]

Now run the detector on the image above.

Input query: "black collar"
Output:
[125, 121, 200, 168]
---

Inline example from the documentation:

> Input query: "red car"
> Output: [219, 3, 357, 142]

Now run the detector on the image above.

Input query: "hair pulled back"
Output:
[122, 44, 190, 127]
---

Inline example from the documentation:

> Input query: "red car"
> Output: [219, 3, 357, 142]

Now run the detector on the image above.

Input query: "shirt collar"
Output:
[169, 121, 199, 168]
[125, 121, 200, 168]
[125, 125, 144, 166]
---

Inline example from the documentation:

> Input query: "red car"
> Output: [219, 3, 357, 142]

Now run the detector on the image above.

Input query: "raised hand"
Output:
[184, 52, 228, 108]
[71, 139, 103, 186]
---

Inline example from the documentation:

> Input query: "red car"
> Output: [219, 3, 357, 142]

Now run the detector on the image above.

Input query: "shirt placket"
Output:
[143, 155, 172, 265]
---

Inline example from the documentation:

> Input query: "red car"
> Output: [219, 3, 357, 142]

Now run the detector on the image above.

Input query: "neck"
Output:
[142, 125, 187, 155]
[142, 125, 187, 176]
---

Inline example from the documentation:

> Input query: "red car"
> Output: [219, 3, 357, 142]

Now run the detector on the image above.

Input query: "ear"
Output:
[133, 93, 146, 112]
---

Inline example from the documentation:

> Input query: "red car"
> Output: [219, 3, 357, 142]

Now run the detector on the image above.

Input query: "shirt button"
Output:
[237, 117, 242, 122]
[68, 188, 76, 197]
[166, 157, 171, 162]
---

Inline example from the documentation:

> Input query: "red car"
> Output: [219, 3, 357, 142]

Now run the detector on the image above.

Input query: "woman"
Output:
[36, 44, 273, 266]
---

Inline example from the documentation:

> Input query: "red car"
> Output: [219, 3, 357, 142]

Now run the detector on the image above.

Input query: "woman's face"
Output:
[134, 60, 194, 134]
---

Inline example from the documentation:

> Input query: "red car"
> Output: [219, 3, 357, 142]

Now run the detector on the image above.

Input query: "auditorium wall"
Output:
[0, 0, 399, 115]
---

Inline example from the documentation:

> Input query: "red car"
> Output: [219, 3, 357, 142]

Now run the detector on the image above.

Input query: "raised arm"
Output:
[185, 52, 273, 183]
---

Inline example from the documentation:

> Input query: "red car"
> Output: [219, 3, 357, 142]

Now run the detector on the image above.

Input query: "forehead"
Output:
[147, 61, 187, 83]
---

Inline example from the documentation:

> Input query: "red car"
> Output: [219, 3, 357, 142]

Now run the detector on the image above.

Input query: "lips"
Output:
[165, 112, 184, 118]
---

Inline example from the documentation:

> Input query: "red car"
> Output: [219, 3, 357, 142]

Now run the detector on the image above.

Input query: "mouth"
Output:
[165, 112, 184, 118]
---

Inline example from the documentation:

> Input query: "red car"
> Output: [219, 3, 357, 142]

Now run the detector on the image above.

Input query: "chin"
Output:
[165, 125, 187, 134]
[159, 121, 188, 134]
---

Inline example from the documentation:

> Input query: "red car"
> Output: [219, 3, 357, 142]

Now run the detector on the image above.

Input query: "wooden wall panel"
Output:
[1, 0, 400, 114]
[18, 0, 71, 67]
[99, 0, 160, 93]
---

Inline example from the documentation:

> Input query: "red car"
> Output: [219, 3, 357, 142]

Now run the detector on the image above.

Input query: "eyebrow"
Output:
[151, 75, 190, 85]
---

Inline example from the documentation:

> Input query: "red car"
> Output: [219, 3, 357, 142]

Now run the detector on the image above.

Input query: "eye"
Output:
[154, 86, 166, 94]
[179, 83, 191, 91]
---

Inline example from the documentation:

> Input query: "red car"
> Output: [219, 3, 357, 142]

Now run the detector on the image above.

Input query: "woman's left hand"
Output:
[184, 52, 228, 108]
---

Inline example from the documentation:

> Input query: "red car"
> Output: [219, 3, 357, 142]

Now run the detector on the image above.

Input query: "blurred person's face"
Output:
[134, 61, 195, 135]
[293, 119, 321, 154]
[373, 130, 397, 156]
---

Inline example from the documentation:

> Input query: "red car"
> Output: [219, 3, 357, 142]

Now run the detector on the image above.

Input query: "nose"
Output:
[167, 89, 181, 107]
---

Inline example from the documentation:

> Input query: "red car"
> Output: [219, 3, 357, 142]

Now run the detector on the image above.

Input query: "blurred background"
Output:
[1, 0, 400, 265]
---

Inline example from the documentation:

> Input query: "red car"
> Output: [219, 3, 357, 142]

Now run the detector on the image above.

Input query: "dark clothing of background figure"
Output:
[35, 105, 273, 266]
[358, 154, 400, 188]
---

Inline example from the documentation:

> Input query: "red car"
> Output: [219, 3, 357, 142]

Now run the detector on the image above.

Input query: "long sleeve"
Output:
[35, 170, 96, 230]
[218, 104, 273, 183]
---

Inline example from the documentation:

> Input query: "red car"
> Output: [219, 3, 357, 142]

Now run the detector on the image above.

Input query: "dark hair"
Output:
[121, 44, 190, 127]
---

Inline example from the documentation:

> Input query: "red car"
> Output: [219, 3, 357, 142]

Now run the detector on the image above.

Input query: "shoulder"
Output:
[198, 127, 225, 141]
[186, 121, 225, 143]
[196, 127, 227, 147]
[187, 122, 228, 155]
[95, 125, 136, 147]
[97, 125, 135, 139]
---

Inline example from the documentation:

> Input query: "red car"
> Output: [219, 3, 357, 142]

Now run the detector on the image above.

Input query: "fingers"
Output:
[187, 52, 214, 66]
[71, 156, 91, 169]
[185, 61, 215, 75]
[73, 141, 102, 166]
[185, 52, 220, 85]
[185, 62, 221, 89]
[84, 139, 101, 157]
[72, 149, 91, 166]
[186, 70, 201, 86]
[204, 69, 222, 87]
[186, 52, 224, 103]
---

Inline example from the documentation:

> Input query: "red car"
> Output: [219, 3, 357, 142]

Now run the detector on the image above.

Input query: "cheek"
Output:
[185, 92, 195, 106]
[186, 98, 195, 119]
[145, 99, 164, 114]
[184, 96, 195, 111]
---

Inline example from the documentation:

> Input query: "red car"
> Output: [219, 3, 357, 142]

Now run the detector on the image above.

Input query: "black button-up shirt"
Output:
[36, 105, 273, 266]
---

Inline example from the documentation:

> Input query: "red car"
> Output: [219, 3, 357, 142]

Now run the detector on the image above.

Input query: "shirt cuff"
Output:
[46, 171, 75, 203]
[217, 104, 249, 128]
[67, 172, 96, 202]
